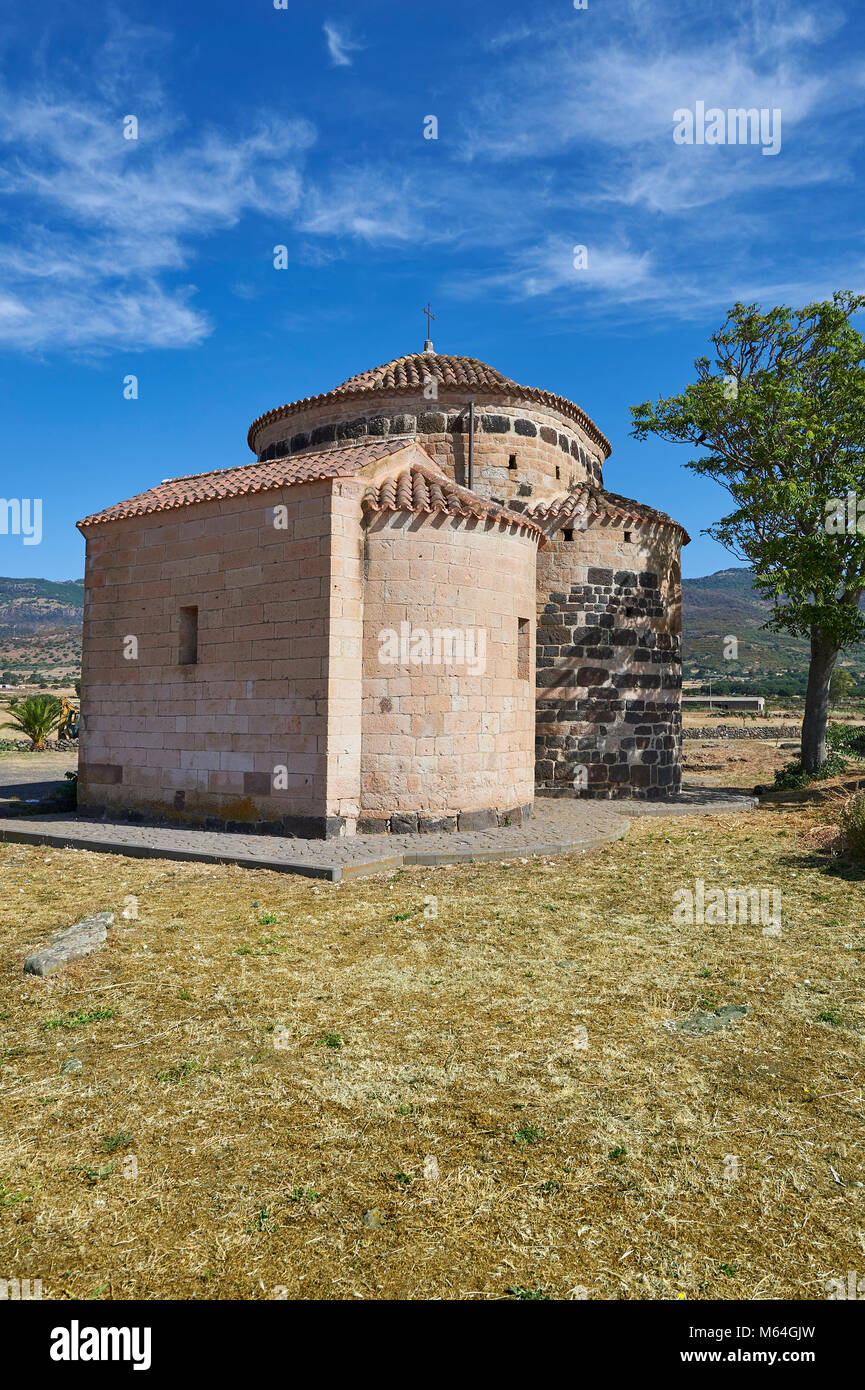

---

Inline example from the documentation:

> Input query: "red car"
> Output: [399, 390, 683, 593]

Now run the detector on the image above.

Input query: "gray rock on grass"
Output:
[24, 911, 114, 977]
[676, 1004, 749, 1036]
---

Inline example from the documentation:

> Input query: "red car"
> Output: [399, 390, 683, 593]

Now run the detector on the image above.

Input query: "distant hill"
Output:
[682, 566, 865, 687]
[0, 577, 83, 682]
[0, 576, 84, 630]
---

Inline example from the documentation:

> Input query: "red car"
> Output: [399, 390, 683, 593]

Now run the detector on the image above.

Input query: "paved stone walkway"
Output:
[0, 785, 754, 882]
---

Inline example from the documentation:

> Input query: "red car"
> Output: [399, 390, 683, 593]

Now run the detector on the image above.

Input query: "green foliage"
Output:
[101, 1132, 133, 1153]
[830, 669, 857, 702]
[247, 1207, 275, 1233]
[816, 1008, 843, 1027]
[773, 751, 850, 788]
[80, 1163, 115, 1184]
[0, 576, 84, 609]
[632, 293, 865, 769]
[1, 693, 62, 749]
[632, 293, 865, 650]
[512, 1122, 544, 1145]
[42, 1007, 116, 1031]
[826, 722, 865, 755]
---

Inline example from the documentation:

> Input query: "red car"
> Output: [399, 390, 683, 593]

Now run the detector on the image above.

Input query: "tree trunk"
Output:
[801, 628, 839, 772]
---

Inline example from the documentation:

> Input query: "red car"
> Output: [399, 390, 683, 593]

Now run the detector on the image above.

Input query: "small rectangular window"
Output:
[562, 528, 574, 543]
[624, 530, 632, 543]
[517, 617, 530, 681]
[179, 605, 198, 665]
[508, 454, 517, 469]
[555, 465, 560, 480]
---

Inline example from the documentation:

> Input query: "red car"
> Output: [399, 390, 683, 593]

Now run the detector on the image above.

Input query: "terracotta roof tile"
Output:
[77, 440, 412, 529]
[520, 486, 690, 542]
[361, 464, 546, 540]
[337, 353, 514, 395]
[247, 351, 612, 459]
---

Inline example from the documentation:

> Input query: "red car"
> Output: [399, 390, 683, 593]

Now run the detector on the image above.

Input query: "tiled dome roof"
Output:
[247, 351, 611, 458]
[336, 353, 515, 395]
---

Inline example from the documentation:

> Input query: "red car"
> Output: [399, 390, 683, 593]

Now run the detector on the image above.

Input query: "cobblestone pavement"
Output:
[0, 786, 754, 882]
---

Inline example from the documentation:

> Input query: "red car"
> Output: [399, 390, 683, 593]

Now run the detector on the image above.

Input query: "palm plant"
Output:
[1, 694, 63, 750]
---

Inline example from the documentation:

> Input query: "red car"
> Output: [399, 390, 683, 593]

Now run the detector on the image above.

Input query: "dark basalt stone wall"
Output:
[256, 405, 605, 489]
[535, 564, 682, 799]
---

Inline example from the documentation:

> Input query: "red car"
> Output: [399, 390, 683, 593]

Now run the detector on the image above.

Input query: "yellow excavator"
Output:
[58, 696, 80, 741]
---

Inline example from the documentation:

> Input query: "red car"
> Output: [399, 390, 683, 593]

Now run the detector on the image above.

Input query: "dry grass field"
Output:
[0, 802, 863, 1301]
[683, 739, 796, 788]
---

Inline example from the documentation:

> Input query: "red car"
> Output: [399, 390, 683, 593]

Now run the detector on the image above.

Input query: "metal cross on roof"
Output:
[423, 301, 435, 338]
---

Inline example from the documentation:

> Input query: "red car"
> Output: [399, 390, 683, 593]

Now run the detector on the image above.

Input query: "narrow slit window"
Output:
[179, 605, 199, 665]
[555, 465, 561, 480]
[517, 617, 530, 681]
[508, 453, 517, 469]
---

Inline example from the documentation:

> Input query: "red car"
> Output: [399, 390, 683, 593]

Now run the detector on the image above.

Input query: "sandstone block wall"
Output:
[359, 512, 538, 829]
[78, 478, 363, 836]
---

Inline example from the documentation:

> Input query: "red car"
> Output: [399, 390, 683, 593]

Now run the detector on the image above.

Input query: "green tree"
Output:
[1, 694, 63, 750]
[631, 292, 865, 772]
[830, 668, 856, 705]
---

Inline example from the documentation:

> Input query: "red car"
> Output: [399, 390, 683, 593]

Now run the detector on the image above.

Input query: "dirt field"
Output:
[683, 739, 797, 788]
[1, 797, 863, 1301]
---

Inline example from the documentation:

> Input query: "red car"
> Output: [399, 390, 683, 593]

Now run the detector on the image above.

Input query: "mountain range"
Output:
[682, 567, 865, 688]
[0, 576, 83, 681]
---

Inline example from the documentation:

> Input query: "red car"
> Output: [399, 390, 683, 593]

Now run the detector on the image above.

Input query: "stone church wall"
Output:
[78, 479, 362, 835]
[251, 391, 606, 500]
[534, 518, 683, 798]
[252, 384, 685, 804]
[359, 512, 538, 830]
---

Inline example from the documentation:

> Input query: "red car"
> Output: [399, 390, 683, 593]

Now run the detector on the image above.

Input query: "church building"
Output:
[77, 339, 688, 838]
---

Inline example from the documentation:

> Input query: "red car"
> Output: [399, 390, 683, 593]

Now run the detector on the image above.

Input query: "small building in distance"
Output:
[682, 696, 766, 713]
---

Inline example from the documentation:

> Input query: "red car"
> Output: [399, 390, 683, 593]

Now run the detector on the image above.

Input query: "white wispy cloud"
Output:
[295, 165, 445, 245]
[1, 0, 862, 357]
[0, 72, 315, 351]
[323, 20, 363, 68]
[444, 234, 865, 323]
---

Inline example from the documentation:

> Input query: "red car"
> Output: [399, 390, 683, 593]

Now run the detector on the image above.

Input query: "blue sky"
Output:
[1, 0, 863, 580]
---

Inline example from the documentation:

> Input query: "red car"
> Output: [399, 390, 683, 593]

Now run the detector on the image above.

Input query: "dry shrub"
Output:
[837, 790, 865, 859]
[807, 823, 844, 853]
